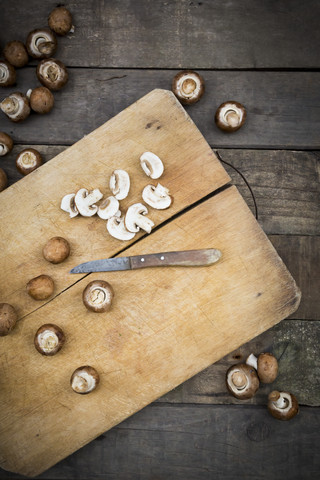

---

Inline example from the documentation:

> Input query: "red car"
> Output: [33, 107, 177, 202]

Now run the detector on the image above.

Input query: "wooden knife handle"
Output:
[129, 249, 221, 269]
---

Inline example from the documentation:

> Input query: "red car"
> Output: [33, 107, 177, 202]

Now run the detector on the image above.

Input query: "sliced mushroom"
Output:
[97, 196, 120, 220]
[0, 168, 8, 192]
[172, 70, 205, 105]
[3, 41, 29, 68]
[61, 193, 79, 218]
[0, 303, 18, 336]
[83, 280, 114, 313]
[226, 363, 260, 399]
[107, 214, 136, 241]
[26, 274, 54, 300]
[0, 60, 16, 87]
[246, 352, 278, 384]
[109, 169, 130, 200]
[125, 203, 154, 234]
[0, 92, 30, 122]
[71, 366, 100, 394]
[26, 29, 57, 59]
[0, 132, 13, 156]
[48, 6, 74, 36]
[28, 86, 54, 114]
[215, 101, 246, 132]
[140, 152, 164, 179]
[43, 237, 70, 264]
[142, 183, 172, 210]
[34, 323, 65, 356]
[268, 391, 299, 421]
[16, 148, 43, 175]
[75, 188, 103, 216]
[37, 58, 68, 91]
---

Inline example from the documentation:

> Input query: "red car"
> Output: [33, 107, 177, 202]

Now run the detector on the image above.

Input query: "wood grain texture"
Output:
[1, 0, 319, 69]
[1, 70, 320, 149]
[0, 186, 300, 476]
[1, 404, 319, 480]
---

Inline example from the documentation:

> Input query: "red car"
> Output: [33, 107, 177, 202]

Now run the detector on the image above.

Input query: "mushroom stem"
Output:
[1, 97, 19, 115]
[246, 353, 258, 370]
[231, 370, 247, 389]
[225, 110, 240, 128]
[269, 391, 289, 409]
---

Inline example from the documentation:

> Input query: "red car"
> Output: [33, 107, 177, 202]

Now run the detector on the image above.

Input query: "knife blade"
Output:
[70, 248, 222, 273]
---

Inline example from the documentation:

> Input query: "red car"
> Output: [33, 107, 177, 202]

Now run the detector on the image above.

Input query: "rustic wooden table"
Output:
[0, 1, 319, 479]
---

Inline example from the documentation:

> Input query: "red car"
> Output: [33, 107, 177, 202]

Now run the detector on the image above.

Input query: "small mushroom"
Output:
[226, 363, 260, 399]
[48, 6, 74, 36]
[125, 203, 154, 234]
[268, 391, 299, 421]
[172, 70, 205, 105]
[71, 366, 100, 394]
[0, 168, 8, 192]
[83, 280, 114, 313]
[109, 169, 130, 200]
[34, 323, 65, 356]
[16, 148, 42, 175]
[74, 188, 103, 216]
[246, 352, 278, 384]
[215, 101, 246, 132]
[61, 193, 79, 218]
[0, 92, 30, 122]
[98, 196, 120, 220]
[43, 236, 70, 264]
[140, 152, 164, 179]
[28, 86, 54, 114]
[3, 41, 29, 68]
[26, 29, 57, 59]
[142, 183, 172, 210]
[0, 60, 16, 87]
[0, 303, 18, 336]
[0, 132, 13, 156]
[37, 58, 68, 91]
[26, 274, 54, 300]
[107, 214, 136, 241]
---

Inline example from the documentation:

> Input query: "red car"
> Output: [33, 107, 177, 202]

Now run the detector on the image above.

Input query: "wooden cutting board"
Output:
[0, 90, 300, 477]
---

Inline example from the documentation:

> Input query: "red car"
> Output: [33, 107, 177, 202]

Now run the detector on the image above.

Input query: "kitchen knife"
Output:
[70, 248, 222, 273]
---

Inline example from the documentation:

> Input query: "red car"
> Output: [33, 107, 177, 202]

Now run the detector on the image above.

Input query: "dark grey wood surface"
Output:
[0, 1, 319, 479]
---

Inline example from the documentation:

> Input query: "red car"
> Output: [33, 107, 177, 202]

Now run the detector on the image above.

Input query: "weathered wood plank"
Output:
[1, 0, 320, 69]
[159, 319, 320, 407]
[0, 404, 318, 479]
[0, 71, 320, 149]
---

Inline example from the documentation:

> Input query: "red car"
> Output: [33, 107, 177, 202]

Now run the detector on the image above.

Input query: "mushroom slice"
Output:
[0, 132, 13, 156]
[61, 193, 79, 218]
[71, 366, 100, 394]
[215, 101, 246, 132]
[109, 169, 130, 200]
[246, 352, 278, 384]
[140, 152, 164, 179]
[75, 188, 103, 217]
[26, 29, 57, 59]
[0, 92, 30, 123]
[0, 60, 16, 87]
[107, 215, 136, 241]
[226, 363, 260, 399]
[98, 196, 120, 220]
[125, 203, 154, 234]
[172, 70, 205, 105]
[268, 391, 299, 421]
[142, 183, 172, 210]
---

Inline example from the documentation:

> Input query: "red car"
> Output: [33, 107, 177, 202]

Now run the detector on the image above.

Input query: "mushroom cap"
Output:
[107, 214, 136, 241]
[97, 196, 120, 220]
[125, 203, 154, 234]
[43, 236, 70, 264]
[37, 58, 68, 91]
[26, 274, 54, 300]
[109, 169, 130, 200]
[34, 323, 65, 356]
[48, 7, 73, 36]
[75, 188, 103, 216]
[140, 152, 164, 179]
[172, 70, 205, 105]
[142, 183, 172, 210]
[26, 29, 57, 59]
[16, 148, 42, 175]
[82, 280, 114, 313]
[70, 366, 100, 394]
[0, 92, 30, 123]
[257, 353, 278, 383]
[0, 60, 16, 87]
[29, 86, 54, 114]
[0, 303, 18, 336]
[3, 41, 29, 68]
[226, 363, 260, 399]
[60, 193, 79, 218]
[215, 101, 247, 132]
[268, 391, 299, 420]
[0, 132, 13, 156]
[0, 167, 8, 192]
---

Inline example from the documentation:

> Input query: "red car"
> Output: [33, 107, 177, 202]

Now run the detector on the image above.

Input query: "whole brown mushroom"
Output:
[48, 7, 74, 36]
[0, 303, 18, 336]
[0, 92, 30, 122]
[0, 132, 13, 156]
[268, 390, 299, 421]
[246, 352, 278, 384]
[28, 86, 54, 114]
[34, 323, 65, 356]
[0, 167, 8, 192]
[3, 41, 29, 68]
[37, 58, 68, 91]
[226, 363, 260, 399]
[171, 70, 205, 105]
[16, 148, 43, 175]
[83, 280, 114, 313]
[70, 366, 100, 394]
[215, 101, 246, 132]
[26, 274, 54, 300]
[43, 237, 70, 264]
[26, 29, 57, 59]
[0, 60, 16, 87]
